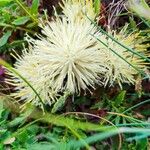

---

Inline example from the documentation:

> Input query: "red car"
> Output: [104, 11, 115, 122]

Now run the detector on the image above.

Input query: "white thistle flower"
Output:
[29, 17, 106, 94]
[98, 30, 149, 87]
[60, 0, 96, 22]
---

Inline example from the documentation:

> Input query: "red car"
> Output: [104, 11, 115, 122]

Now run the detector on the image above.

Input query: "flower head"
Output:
[33, 17, 106, 93]
[98, 28, 149, 87]
[60, 0, 96, 22]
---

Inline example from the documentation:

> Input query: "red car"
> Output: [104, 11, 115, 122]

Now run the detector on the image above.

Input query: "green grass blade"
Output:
[14, 0, 38, 23]
[90, 33, 145, 76]
[140, 17, 150, 28]
[88, 16, 150, 62]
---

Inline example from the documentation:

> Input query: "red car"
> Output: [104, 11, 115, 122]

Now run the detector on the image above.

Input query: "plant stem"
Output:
[15, 0, 38, 24]
[88, 16, 150, 62]
[0, 23, 36, 34]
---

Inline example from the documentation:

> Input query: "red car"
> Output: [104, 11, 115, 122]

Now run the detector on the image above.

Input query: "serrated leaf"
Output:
[30, 0, 39, 15]
[12, 16, 30, 25]
[51, 92, 70, 113]
[114, 90, 126, 107]
[0, 31, 12, 47]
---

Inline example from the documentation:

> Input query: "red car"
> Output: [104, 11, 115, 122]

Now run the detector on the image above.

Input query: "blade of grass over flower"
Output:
[90, 33, 145, 76]
[87, 16, 150, 62]
[0, 59, 44, 107]
[140, 17, 150, 28]
[123, 99, 150, 113]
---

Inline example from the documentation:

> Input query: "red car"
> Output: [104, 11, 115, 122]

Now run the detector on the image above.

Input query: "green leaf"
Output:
[15, 0, 38, 23]
[0, 31, 12, 47]
[30, 0, 40, 16]
[12, 16, 30, 25]
[8, 104, 35, 127]
[114, 90, 126, 107]
[8, 116, 26, 127]
[0, 0, 12, 7]
[17, 129, 29, 143]
[129, 17, 137, 30]
[51, 92, 70, 113]
[7, 40, 25, 48]
[94, 0, 101, 15]
[136, 138, 148, 149]
[141, 109, 150, 116]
